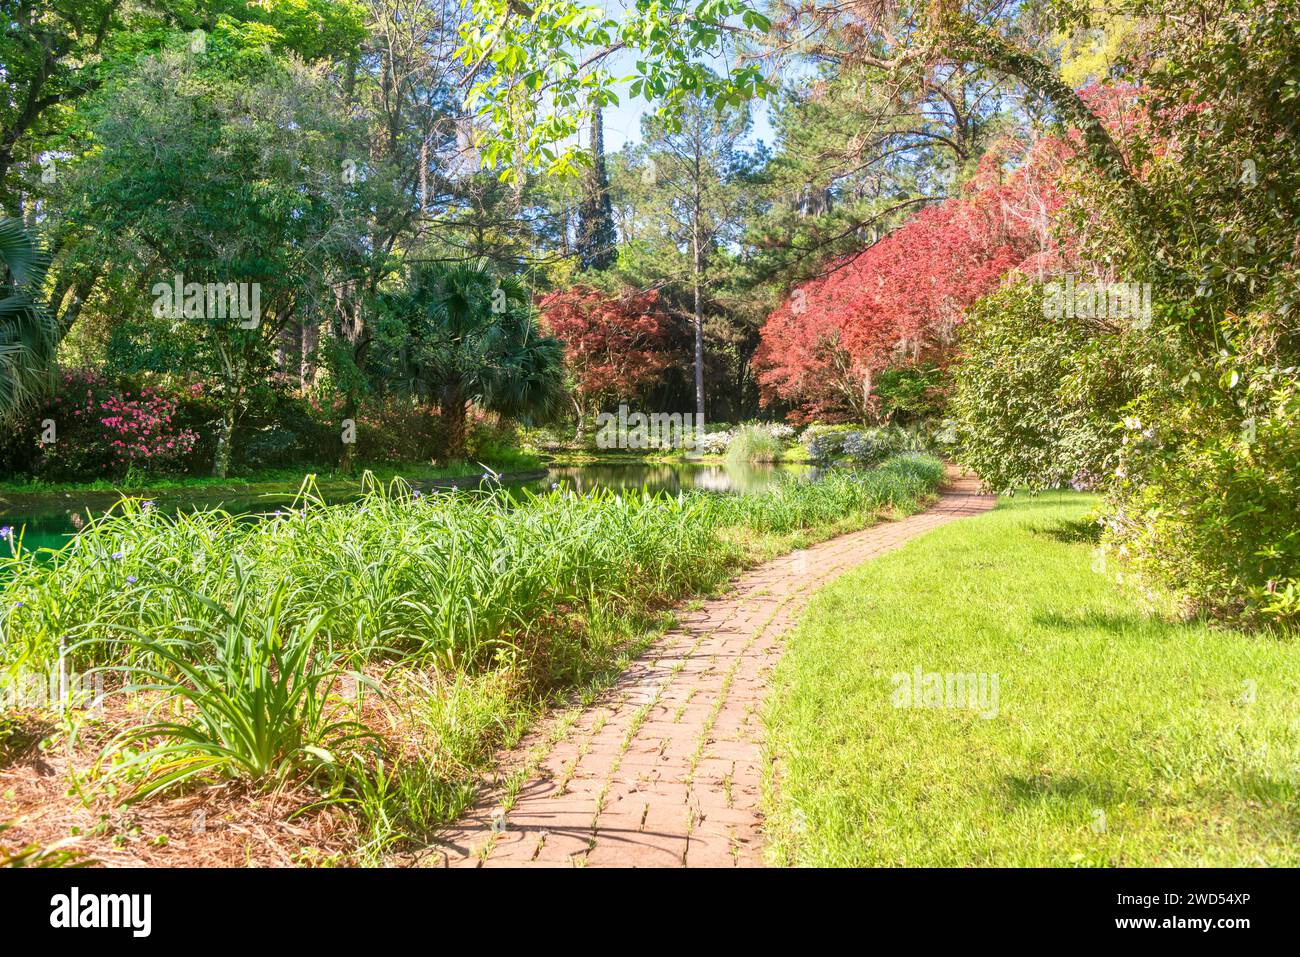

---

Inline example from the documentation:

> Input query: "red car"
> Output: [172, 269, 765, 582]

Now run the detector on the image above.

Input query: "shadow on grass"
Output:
[1029, 516, 1101, 545]
[1234, 773, 1300, 811]
[1000, 772, 1117, 807]
[0, 712, 55, 769]
[1033, 608, 1154, 633]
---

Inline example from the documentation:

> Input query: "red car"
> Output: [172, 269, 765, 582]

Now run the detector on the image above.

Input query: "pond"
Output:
[0, 460, 812, 553]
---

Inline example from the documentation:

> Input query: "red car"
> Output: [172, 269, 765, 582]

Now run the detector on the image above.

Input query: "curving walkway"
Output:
[426, 471, 994, 867]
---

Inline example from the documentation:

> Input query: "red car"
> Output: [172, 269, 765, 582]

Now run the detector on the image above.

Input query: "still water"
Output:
[0, 461, 811, 553]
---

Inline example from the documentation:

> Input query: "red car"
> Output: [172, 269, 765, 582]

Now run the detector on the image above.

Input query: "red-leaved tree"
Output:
[538, 285, 675, 440]
[755, 83, 1160, 423]
[755, 136, 1071, 422]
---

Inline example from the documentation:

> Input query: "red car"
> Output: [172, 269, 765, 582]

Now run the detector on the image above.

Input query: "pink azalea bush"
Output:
[97, 390, 198, 469]
[37, 371, 201, 479]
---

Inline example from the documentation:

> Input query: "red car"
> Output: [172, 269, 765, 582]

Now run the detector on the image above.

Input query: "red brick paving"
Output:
[426, 471, 994, 867]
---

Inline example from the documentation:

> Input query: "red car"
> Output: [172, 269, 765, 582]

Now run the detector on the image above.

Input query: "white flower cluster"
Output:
[695, 431, 733, 455]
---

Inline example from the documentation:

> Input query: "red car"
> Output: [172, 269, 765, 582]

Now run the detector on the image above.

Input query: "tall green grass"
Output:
[711, 452, 944, 533]
[1, 457, 945, 839]
[99, 575, 379, 800]
[3, 459, 944, 674]
[0, 477, 727, 674]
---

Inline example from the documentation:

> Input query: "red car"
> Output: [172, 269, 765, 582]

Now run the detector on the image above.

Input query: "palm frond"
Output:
[392, 260, 566, 421]
[0, 219, 58, 422]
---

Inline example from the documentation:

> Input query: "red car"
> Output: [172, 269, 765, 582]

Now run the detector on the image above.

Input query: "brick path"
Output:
[426, 472, 994, 868]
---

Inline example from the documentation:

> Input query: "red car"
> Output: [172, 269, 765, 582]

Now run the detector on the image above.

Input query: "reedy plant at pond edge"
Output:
[1, 457, 946, 858]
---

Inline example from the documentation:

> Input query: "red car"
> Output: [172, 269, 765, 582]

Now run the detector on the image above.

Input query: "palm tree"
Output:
[0, 218, 58, 422]
[380, 260, 565, 460]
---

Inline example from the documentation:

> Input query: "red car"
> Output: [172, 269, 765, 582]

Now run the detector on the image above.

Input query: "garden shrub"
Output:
[359, 398, 445, 464]
[0, 418, 40, 478]
[800, 423, 860, 462]
[1088, 0, 1299, 627]
[841, 426, 908, 465]
[1103, 338, 1300, 626]
[950, 281, 1136, 492]
[800, 422, 927, 464]
[947, 2, 1300, 629]
[236, 391, 337, 470]
[35, 370, 200, 480]
[953, 284, 1298, 628]
[519, 424, 572, 451]
[288, 393, 447, 468]
[804, 431, 845, 462]
[695, 430, 732, 455]
[466, 415, 523, 462]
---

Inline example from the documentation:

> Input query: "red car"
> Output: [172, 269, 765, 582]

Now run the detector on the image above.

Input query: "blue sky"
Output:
[599, 84, 777, 154]
[576, 4, 780, 154]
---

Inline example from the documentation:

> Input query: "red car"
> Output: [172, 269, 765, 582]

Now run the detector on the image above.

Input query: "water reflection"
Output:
[540, 461, 808, 496]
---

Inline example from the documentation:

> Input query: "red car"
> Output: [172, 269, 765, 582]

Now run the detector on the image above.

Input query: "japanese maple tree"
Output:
[538, 285, 676, 439]
[755, 134, 1073, 422]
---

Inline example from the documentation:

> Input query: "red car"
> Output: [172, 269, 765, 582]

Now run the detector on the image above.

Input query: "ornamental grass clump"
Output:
[724, 424, 783, 464]
[97, 575, 378, 800]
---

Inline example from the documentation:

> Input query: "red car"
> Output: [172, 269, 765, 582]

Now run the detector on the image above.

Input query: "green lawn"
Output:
[763, 491, 1300, 866]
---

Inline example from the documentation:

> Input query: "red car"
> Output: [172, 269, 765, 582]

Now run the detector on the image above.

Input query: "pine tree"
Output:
[576, 102, 617, 272]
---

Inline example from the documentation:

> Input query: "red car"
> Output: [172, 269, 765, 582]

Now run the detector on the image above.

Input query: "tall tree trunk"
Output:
[576, 97, 617, 271]
[340, 393, 358, 473]
[692, 205, 705, 422]
[300, 318, 319, 389]
[212, 349, 242, 478]
[330, 283, 369, 472]
[442, 383, 468, 459]
[419, 139, 429, 212]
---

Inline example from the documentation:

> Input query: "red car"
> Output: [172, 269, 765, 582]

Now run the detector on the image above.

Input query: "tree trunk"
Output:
[300, 319, 319, 390]
[213, 402, 235, 478]
[442, 384, 468, 460]
[576, 99, 617, 271]
[692, 204, 705, 422]
[212, 351, 241, 478]
[340, 392, 358, 474]
[572, 394, 585, 446]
